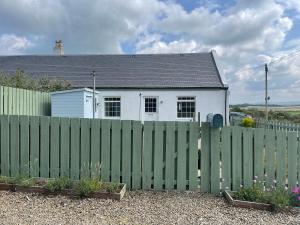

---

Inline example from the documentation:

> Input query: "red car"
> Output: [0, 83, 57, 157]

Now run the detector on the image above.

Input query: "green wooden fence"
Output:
[0, 115, 199, 191]
[201, 123, 300, 194]
[0, 86, 51, 116]
[256, 118, 300, 132]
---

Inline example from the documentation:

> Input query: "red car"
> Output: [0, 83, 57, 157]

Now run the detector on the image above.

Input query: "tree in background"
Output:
[0, 70, 71, 92]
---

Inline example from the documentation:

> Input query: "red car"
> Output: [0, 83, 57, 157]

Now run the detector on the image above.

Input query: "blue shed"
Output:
[51, 88, 100, 118]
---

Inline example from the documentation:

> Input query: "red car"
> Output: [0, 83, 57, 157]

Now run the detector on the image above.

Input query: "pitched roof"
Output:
[0, 52, 226, 89]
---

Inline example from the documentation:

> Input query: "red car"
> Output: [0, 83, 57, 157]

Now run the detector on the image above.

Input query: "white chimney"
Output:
[53, 40, 64, 55]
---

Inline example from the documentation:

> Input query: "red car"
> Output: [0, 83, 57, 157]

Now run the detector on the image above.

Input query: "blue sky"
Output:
[0, 0, 300, 104]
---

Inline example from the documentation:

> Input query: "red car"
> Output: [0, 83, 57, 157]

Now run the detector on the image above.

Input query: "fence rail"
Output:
[0, 86, 51, 116]
[256, 118, 300, 132]
[0, 115, 199, 191]
[202, 123, 300, 193]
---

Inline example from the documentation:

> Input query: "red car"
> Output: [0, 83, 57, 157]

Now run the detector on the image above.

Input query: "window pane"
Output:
[104, 97, 121, 117]
[177, 97, 195, 118]
[145, 98, 157, 113]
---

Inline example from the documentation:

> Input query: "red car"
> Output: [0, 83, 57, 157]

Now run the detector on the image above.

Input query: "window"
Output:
[145, 98, 157, 113]
[177, 97, 195, 118]
[104, 97, 121, 117]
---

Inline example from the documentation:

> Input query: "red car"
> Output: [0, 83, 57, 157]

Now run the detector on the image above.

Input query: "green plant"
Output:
[19, 178, 35, 187]
[269, 188, 291, 211]
[45, 177, 72, 192]
[234, 186, 265, 203]
[240, 117, 255, 127]
[74, 178, 102, 197]
[0, 176, 12, 184]
[102, 182, 121, 193]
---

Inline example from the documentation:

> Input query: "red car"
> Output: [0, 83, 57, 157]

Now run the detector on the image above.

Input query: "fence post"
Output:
[201, 122, 211, 192]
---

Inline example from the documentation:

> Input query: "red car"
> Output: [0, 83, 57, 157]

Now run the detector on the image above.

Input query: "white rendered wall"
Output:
[97, 89, 228, 123]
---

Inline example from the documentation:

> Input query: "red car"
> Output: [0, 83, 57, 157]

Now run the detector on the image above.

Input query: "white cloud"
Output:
[0, 0, 299, 103]
[0, 34, 33, 54]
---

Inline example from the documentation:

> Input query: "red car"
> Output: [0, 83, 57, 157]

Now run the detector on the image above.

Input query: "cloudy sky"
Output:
[0, 0, 300, 103]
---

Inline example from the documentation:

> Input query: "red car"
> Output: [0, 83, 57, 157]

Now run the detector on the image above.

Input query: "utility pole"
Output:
[92, 70, 96, 119]
[265, 64, 269, 121]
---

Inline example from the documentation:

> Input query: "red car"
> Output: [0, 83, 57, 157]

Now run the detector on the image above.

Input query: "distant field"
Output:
[243, 105, 300, 113]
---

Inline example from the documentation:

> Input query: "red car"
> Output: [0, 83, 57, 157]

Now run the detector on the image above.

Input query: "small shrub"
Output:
[74, 178, 102, 197]
[0, 176, 12, 184]
[269, 188, 290, 211]
[102, 182, 121, 193]
[234, 186, 265, 203]
[45, 177, 72, 192]
[19, 178, 35, 187]
[240, 117, 255, 127]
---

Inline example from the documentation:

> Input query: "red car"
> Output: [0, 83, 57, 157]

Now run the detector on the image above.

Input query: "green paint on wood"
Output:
[177, 122, 187, 190]
[60, 118, 70, 177]
[90, 119, 101, 179]
[287, 132, 297, 188]
[10, 115, 20, 177]
[210, 127, 220, 194]
[254, 128, 265, 180]
[276, 131, 287, 187]
[30, 116, 40, 177]
[221, 127, 231, 191]
[0, 116, 9, 176]
[243, 128, 254, 188]
[188, 122, 199, 190]
[111, 120, 121, 183]
[40, 116, 50, 178]
[101, 120, 111, 182]
[132, 121, 142, 189]
[70, 118, 80, 180]
[50, 117, 60, 178]
[165, 122, 175, 190]
[121, 120, 132, 189]
[153, 122, 164, 190]
[19, 116, 29, 176]
[142, 121, 153, 190]
[265, 129, 276, 187]
[80, 118, 91, 178]
[201, 122, 210, 192]
[232, 126, 242, 191]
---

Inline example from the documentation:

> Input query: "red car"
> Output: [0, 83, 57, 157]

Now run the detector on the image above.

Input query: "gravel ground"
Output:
[0, 191, 299, 225]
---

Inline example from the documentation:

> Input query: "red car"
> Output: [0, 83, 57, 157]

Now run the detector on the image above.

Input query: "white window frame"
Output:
[103, 97, 121, 118]
[176, 96, 196, 119]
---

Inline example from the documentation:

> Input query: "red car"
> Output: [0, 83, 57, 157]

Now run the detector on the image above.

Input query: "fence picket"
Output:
[189, 122, 199, 190]
[50, 117, 60, 178]
[221, 127, 231, 191]
[132, 121, 142, 189]
[40, 117, 50, 178]
[154, 122, 164, 190]
[60, 118, 70, 177]
[30, 116, 40, 177]
[254, 128, 265, 180]
[20, 116, 29, 176]
[265, 129, 276, 187]
[111, 120, 121, 183]
[90, 119, 101, 178]
[0, 115, 9, 176]
[201, 123, 210, 192]
[80, 118, 91, 178]
[243, 128, 254, 188]
[142, 121, 153, 190]
[10, 115, 19, 177]
[287, 132, 297, 188]
[101, 120, 111, 182]
[232, 127, 242, 191]
[276, 131, 287, 187]
[165, 122, 175, 190]
[210, 127, 220, 194]
[177, 122, 187, 190]
[70, 118, 80, 180]
[121, 120, 132, 188]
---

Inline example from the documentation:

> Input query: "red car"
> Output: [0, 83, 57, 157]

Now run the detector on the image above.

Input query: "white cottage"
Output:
[0, 51, 229, 123]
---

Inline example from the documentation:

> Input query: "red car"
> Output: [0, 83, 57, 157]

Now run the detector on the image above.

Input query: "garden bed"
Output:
[0, 176, 126, 201]
[223, 190, 273, 211]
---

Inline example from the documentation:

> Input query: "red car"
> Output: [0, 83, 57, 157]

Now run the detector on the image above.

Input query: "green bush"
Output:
[45, 177, 72, 192]
[74, 178, 102, 197]
[240, 117, 255, 127]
